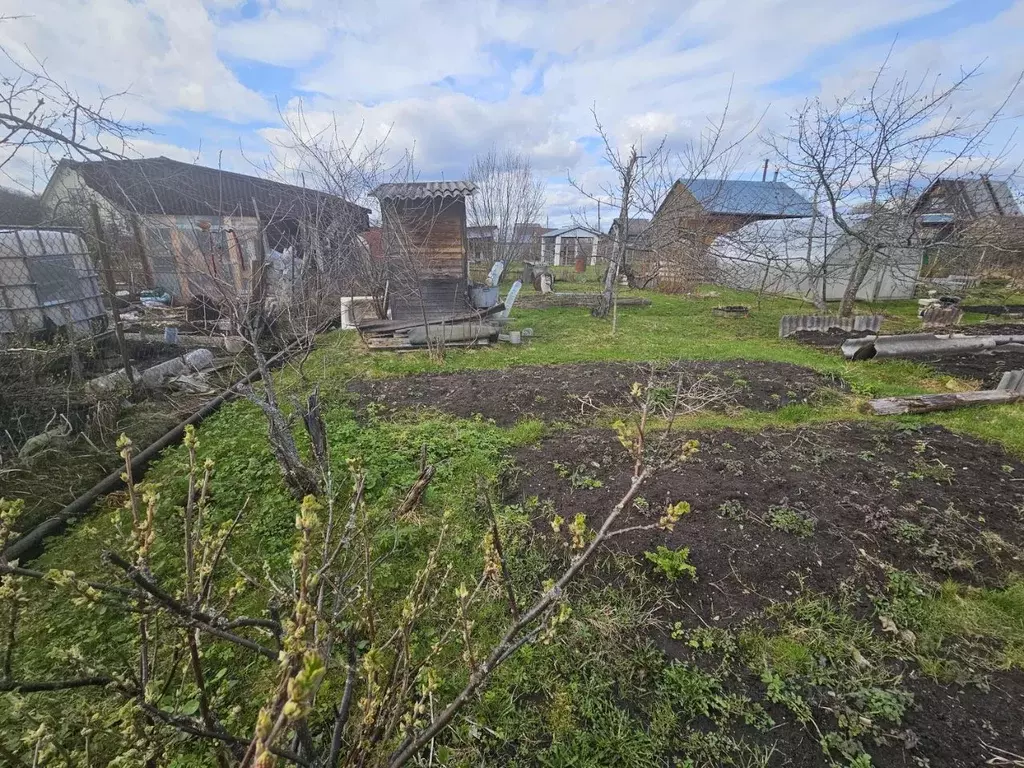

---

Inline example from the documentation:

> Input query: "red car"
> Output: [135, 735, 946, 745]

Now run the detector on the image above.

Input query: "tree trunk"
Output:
[596, 152, 638, 319]
[838, 245, 875, 317]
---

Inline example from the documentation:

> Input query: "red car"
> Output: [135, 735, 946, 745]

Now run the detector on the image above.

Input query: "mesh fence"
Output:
[0, 227, 107, 342]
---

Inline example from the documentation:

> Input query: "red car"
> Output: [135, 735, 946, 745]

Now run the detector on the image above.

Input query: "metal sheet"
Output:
[779, 314, 883, 338]
[997, 370, 1024, 394]
[843, 333, 1024, 360]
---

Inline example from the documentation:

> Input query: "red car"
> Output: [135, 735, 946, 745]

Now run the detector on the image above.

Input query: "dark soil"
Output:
[922, 346, 1024, 387]
[513, 423, 1024, 620]
[508, 422, 1024, 766]
[790, 328, 875, 348]
[872, 669, 1024, 768]
[792, 324, 1024, 386]
[349, 360, 845, 425]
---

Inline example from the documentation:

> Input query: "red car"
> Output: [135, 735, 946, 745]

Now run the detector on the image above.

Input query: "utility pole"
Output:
[90, 201, 135, 393]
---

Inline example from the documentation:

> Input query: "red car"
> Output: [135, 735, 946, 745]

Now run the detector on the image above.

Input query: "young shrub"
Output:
[644, 546, 697, 581]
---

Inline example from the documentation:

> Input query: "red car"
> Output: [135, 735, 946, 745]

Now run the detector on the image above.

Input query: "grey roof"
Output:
[0, 188, 42, 226]
[681, 179, 814, 217]
[370, 181, 477, 200]
[610, 217, 650, 235]
[540, 225, 600, 238]
[467, 225, 497, 238]
[53, 157, 370, 222]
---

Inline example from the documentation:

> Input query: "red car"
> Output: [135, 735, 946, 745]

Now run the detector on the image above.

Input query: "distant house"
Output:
[370, 180, 477, 321]
[640, 178, 815, 291]
[467, 225, 497, 262]
[40, 156, 370, 300]
[539, 225, 601, 266]
[608, 217, 650, 243]
[912, 176, 1024, 276]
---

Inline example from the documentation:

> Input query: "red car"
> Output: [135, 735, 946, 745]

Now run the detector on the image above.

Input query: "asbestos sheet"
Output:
[779, 314, 883, 338]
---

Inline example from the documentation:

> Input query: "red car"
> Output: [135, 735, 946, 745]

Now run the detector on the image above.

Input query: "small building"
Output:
[912, 176, 1024, 276]
[467, 225, 497, 262]
[539, 225, 601, 266]
[713, 217, 920, 303]
[608, 217, 651, 243]
[639, 178, 815, 291]
[370, 181, 477, 321]
[0, 227, 105, 339]
[40, 156, 370, 302]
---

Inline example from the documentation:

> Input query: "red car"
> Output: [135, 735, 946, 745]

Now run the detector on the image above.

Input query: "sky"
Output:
[0, 0, 1022, 226]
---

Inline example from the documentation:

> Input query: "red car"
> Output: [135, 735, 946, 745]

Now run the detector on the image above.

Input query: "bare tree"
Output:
[767, 51, 1022, 316]
[571, 95, 759, 304]
[0, 42, 142, 186]
[466, 148, 545, 267]
[569, 109, 667, 319]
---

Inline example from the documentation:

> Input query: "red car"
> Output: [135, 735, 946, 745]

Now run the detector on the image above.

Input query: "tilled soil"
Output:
[508, 422, 1024, 767]
[792, 324, 1024, 386]
[514, 423, 1024, 615]
[349, 360, 845, 425]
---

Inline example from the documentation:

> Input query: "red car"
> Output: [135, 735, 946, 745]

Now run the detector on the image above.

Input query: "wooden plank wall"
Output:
[382, 197, 467, 279]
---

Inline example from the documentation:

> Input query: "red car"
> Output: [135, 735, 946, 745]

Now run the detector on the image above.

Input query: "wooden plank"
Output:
[867, 389, 1024, 416]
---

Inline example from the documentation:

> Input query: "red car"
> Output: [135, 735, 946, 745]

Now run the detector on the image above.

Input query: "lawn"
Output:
[3, 286, 1024, 767]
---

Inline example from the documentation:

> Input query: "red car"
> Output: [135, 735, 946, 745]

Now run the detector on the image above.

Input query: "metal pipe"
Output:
[2, 340, 299, 563]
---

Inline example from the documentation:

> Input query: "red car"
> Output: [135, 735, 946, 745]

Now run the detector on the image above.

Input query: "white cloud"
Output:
[0, 0, 1021, 229]
[0, 0, 270, 124]
[217, 10, 333, 67]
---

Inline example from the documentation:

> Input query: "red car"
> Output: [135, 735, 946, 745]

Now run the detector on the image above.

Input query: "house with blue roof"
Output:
[630, 178, 815, 291]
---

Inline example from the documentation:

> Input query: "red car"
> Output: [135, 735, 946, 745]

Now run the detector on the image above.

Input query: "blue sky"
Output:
[1, 0, 1022, 225]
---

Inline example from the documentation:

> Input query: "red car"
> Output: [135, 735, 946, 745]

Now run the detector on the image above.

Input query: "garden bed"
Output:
[504, 422, 1024, 767]
[349, 360, 846, 425]
[793, 323, 1024, 386]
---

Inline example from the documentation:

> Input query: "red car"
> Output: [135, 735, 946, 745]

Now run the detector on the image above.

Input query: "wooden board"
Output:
[867, 389, 1024, 415]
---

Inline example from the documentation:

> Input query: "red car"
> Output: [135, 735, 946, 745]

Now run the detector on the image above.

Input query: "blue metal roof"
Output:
[682, 179, 814, 217]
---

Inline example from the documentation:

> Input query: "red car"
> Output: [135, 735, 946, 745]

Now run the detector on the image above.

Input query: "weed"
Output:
[717, 499, 746, 520]
[892, 519, 925, 544]
[645, 546, 698, 581]
[767, 503, 816, 537]
[682, 626, 739, 658]
[552, 460, 604, 490]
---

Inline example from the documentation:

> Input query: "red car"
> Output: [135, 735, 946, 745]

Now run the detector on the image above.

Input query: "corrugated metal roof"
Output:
[57, 157, 370, 222]
[682, 179, 814, 217]
[370, 181, 477, 200]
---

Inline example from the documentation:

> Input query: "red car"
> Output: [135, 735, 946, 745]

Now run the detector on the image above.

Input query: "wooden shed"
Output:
[370, 181, 477, 321]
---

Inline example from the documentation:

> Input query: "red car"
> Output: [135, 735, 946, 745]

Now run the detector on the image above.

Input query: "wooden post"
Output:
[90, 201, 135, 392]
[130, 214, 154, 288]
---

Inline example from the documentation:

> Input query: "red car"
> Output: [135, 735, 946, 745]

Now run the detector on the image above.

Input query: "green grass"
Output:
[300, 286, 1024, 452]
[5, 284, 1024, 765]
